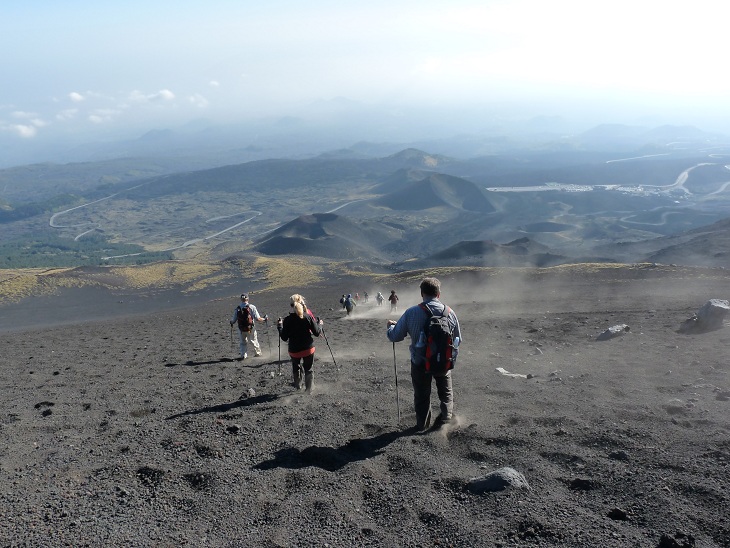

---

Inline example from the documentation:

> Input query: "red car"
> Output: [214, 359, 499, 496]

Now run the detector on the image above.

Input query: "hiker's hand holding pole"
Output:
[387, 320, 396, 327]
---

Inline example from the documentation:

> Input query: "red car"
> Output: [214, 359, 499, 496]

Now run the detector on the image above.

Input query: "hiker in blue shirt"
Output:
[387, 277, 462, 430]
[343, 294, 356, 316]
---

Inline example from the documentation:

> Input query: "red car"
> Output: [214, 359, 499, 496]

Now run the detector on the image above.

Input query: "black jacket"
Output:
[279, 311, 321, 353]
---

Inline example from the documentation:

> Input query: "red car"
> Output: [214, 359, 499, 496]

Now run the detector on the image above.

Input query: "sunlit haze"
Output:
[2, 0, 729, 164]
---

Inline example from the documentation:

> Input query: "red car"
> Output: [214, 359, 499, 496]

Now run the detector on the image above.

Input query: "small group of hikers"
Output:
[373, 290, 396, 309]
[230, 292, 324, 392]
[339, 294, 356, 315]
[229, 277, 461, 431]
[339, 289, 399, 314]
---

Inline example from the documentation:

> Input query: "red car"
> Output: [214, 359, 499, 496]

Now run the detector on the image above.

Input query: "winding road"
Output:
[48, 151, 730, 256]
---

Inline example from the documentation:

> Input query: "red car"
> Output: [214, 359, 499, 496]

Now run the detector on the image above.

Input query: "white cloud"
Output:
[11, 124, 37, 138]
[2, 114, 48, 138]
[88, 108, 119, 124]
[128, 90, 147, 103]
[129, 89, 176, 103]
[152, 89, 175, 102]
[209, 80, 220, 88]
[188, 94, 209, 108]
[56, 108, 78, 121]
[11, 111, 38, 120]
[69, 91, 85, 102]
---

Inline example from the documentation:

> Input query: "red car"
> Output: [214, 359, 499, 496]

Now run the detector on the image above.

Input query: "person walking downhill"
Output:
[277, 294, 323, 392]
[344, 293, 356, 316]
[376, 292, 384, 306]
[387, 277, 462, 430]
[229, 293, 268, 360]
[388, 289, 399, 312]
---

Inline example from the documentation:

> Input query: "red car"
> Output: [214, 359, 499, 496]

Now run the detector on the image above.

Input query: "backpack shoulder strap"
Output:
[420, 302, 450, 318]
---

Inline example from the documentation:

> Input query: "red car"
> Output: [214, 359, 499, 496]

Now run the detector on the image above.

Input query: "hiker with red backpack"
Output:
[229, 293, 268, 360]
[387, 277, 462, 430]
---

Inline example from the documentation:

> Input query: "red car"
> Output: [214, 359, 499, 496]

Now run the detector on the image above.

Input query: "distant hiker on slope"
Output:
[388, 290, 399, 312]
[376, 292, 384, 306]
[229, 293, 268, 360]
[387, 277, 462, 430]
[277, 294, 323, 392]
[340, 294, 347, 309]
[363, 291, 369, 303]
[344, 293, 356, 316]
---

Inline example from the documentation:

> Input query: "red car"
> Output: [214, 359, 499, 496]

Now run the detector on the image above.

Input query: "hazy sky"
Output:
[2, 0, 729, 144]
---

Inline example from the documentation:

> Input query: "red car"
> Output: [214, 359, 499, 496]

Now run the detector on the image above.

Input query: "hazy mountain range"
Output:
[2, 122, 730, 271]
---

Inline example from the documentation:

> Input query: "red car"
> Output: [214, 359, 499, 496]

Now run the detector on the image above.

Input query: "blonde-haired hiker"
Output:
[277, 294, 323, 392]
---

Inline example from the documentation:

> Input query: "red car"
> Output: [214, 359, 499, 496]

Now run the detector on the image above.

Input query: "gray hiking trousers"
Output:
[410, 361, 453, 427]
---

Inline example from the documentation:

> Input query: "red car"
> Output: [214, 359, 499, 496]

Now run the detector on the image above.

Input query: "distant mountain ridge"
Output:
[252, 213, 403, 261]
[374, 172, 494, 212]
[4, 131, 730, 271]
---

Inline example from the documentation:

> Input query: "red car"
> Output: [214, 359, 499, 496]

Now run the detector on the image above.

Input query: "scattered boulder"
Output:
[678, 299, 729, 334]
[568, 477, 597, 491]
[466, 467, 530, 494]
[608, 450, 630, 461]
[607, 507, 629, 521]
[496, 367, 529, 379]
[657, 532, 696, 548]
[596, 324, 630, 341]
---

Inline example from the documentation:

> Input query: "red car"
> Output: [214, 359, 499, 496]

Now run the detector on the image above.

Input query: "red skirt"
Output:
[289, 347, 315, 359]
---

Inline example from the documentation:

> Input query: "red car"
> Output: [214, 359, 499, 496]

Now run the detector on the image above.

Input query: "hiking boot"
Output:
[255, 352, 262, 357]
[416, 409, 432, 431]
[304, 372, 313, 393]
[440, 411, 453, 422]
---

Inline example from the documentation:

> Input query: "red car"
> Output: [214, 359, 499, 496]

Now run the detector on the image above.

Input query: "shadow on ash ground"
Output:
[0, 265, 729, 546]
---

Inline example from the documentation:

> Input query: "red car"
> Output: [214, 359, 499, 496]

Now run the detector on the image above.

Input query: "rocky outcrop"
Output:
[678, 299, 729, 334]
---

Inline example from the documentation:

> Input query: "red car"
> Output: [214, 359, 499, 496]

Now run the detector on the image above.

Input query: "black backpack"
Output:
[419, 303, 455, 374]
[236, 305, 254, 332]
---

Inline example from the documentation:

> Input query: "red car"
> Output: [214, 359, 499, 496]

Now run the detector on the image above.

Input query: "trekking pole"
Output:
[277, 318, 282, 376]
[264, 317, 272, 358]
[319, 324, 338, 369]
[393, 342, 401, 424]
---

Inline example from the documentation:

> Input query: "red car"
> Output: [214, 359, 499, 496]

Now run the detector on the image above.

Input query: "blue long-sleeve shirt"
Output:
[387, 297, 462, 365]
